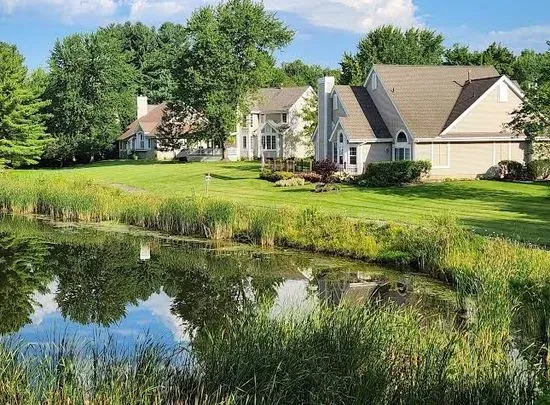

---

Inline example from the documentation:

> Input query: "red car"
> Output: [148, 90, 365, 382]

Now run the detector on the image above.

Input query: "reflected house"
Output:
[140, 243, 151, 261]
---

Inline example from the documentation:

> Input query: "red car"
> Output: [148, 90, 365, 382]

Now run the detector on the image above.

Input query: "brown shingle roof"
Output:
[251, 87, 310, 112]
[333, 85, 391, 141]
[373, 64, 500, 138]
[118, 103, 167, 141]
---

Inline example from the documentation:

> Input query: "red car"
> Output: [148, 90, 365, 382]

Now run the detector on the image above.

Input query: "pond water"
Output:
[0, 216, 456, 348]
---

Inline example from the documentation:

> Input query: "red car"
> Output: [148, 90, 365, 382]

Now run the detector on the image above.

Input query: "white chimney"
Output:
[137, 96, 148, 119]
[317, 77, 335, 161]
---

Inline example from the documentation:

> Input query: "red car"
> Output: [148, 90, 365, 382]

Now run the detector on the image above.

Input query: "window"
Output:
[242, 136, 247, 149]
[262, 135, 276, 150]
[372, 74, 378, 91]
[349, 147, 357, 165]
[131, 138, 135, 150]
[260, 114, 266, 123]
[147, 138, 151, 149]
[339, 133, 344, 143]
[333, 94, 338, 110]
[394, 147, 411, 161]
[499, 82, 509, 102]
[282, 113, 288, 123]
[333, 143, 338, 163]
[339, 154, 343, 165]
[396, 131, 408, 143]
[249, 114, 254, 127]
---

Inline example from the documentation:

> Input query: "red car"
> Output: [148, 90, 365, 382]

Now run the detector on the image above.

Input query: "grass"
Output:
[11, 160, 550, 245]
[0, 303, 543, 405]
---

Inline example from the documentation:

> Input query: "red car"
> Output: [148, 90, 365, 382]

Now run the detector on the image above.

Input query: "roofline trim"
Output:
[330, 88, 350, 117]
[364, 66, 416, 140]
[328, 119, 349, 143]
[415, 136, 528, 143]
[441, 76, 524, 136]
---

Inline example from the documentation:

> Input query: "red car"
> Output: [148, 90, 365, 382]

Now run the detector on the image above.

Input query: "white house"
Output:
[314, 65, 528, 178]
[119, 87, 314, 161]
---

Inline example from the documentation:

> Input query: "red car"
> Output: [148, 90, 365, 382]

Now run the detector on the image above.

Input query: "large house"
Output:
[119, 86, 314, 161]
[314, 65, 527, 178]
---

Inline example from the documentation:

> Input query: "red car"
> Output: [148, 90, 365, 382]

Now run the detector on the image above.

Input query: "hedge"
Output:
[526, 159, 550, 180]
[356, 160, 431, 187]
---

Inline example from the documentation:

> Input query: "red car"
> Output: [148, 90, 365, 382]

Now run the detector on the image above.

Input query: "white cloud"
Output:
[1, 0, 420, 32]
[485, 25, 550, 52]
[0, 0, 120, 22]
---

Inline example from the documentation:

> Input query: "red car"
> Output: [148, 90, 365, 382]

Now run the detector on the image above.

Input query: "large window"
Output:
[333, 143, 338, 163]
[394, 147, 411, 161]
[394, 131, 411, 161]
[262, 134, 276, 150]
[349, 147, 357, 165]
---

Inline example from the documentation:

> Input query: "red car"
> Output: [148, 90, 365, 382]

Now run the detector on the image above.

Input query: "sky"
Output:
[0, 0, 549, 70]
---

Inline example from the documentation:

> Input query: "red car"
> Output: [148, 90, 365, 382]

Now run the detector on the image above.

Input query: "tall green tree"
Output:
[444, 44, 483, 65]
[340, 26, 445, 85]
[512, 47, 550, 89]
[0, 42, 49, 168]
[173, 0, 293, 159]
[45, 30, 137, 164]
[277, 59, 340, 87]
[481, 42, 516, 76]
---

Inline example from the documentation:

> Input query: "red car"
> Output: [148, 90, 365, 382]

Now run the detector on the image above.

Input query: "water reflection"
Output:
[0, 216, 456, 346]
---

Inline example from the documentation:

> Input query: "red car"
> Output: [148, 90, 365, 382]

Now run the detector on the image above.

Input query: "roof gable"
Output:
[332, 85, 391, 141]
[118, 103, 167, 141]
[251, 87, 311, 112]
[372, 64, 500, 138]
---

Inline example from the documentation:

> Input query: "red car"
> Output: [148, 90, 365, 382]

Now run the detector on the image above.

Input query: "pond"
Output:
[0, 215, 457, 348]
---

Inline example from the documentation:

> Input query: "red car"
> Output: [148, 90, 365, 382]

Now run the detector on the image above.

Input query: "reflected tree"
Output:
[0, 231, 51, 334]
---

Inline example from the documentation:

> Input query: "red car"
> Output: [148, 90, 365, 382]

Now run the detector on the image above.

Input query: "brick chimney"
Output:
[137, 96, 148, 119]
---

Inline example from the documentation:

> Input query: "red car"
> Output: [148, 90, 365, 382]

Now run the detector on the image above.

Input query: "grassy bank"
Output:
[0, 304, 542, 405]
[12, 160, 550, 245]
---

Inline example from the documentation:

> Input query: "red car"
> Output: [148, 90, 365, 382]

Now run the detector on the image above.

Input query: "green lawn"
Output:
[14, 160, 550, 245]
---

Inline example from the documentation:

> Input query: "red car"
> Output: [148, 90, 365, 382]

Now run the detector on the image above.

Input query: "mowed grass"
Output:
[13, 160, 550, 245]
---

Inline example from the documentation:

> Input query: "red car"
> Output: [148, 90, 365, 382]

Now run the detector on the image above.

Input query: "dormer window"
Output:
[282, 113, 288, 123]
[372, 73, 378, 91]
[333, 94, 338, 110]
[339, 133, 344, 143]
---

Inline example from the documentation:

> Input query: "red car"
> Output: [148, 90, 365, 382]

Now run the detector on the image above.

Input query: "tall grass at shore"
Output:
[0, 304, 542, 405]
[1, 173, 550, 357]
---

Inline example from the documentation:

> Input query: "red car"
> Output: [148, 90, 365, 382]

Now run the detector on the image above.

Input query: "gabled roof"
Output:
[372, 64, 501, 138]
[333, 85, 391, 141]
[251, 86, 311, 112]
[118, 103, 167, 141]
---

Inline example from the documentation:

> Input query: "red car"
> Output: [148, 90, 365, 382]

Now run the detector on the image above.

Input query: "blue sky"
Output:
[1, 0, 549, 70]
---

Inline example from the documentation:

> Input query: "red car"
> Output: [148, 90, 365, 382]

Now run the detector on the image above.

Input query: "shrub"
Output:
[356, 160, 431, 187]
[314, 159, 338, 182]
[525, 159, 550, 180]
[259, 169, 294, 183]
[313, 183, 341, 193]
[296, 172, 322, 183]
[498, 160, 524, 180]
[330, 171, 355, 183]
[275, 178, 306, 187]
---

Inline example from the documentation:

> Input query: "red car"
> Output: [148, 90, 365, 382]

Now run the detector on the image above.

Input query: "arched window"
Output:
[394, 131, 411, 161]
[339, 133, 344, 143]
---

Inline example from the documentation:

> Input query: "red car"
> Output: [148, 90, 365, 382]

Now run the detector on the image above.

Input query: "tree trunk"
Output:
[221, 143, 229, 161]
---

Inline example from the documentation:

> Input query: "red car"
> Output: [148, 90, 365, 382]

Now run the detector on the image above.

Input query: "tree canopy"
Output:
[44, 29, 137, 164]
[340, 26, 445, 85]
[0, 42, 49, 168]
[172, 0, 294, 158]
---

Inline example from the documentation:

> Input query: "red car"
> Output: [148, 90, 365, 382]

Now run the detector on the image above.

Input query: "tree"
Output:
[508, 82, 550, 159]
[444, 44, 482, 65]
[481, 42, 516, 76]
[278, 59, 340, 87]
[0, 42, 49, 168]
[45, 30, 137, 164]
[512, 48, 550, 89]
[340, 26, 445, 85]
[172, 0, 294, 159]
[156, 106, 202, 159]
[297, 92, 318, 156]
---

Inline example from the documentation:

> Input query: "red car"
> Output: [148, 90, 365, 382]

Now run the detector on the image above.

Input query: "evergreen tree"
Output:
[0, 42, 49, 168]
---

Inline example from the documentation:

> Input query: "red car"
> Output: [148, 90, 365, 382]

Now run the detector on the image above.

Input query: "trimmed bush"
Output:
[330, 171, 355, 183]
[275, 178, 306, 187]
[525, 159, 550, 180]
[259, 169, 294, 183]
[498, 160, 524, 180]
[356, 160, 431, 187]
[314, 159, 338, 182]
[296, 172, 322, 183]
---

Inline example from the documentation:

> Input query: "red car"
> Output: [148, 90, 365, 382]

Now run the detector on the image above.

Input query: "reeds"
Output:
[0, 303, 542, 404]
